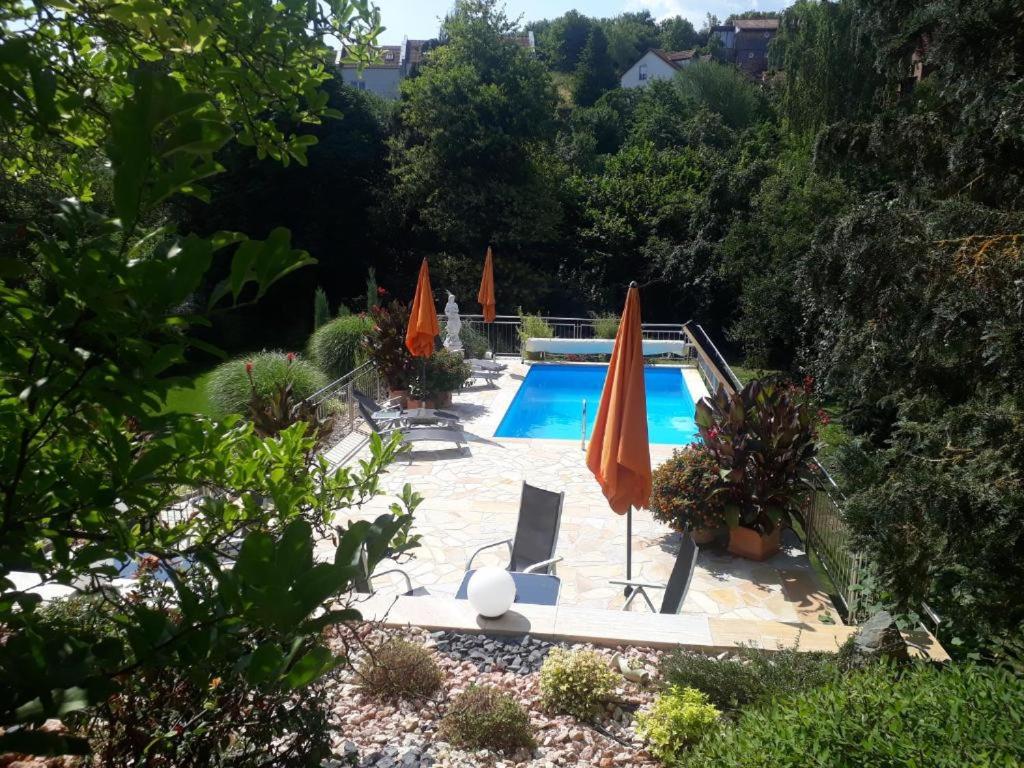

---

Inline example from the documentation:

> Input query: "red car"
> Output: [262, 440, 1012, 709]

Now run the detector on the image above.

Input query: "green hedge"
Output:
[686, 663, 1024, 768]
[206, 352, 327, 417]
[307, 314, 373, 378]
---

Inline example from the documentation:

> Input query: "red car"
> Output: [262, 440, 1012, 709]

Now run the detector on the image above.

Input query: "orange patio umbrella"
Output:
[586, 281, 652, 582]
[477, 246, 497, 323]
[405, 257, 439, 359]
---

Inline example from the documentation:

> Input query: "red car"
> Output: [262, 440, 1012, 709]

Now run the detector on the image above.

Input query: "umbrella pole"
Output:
[624, 507, 633, 598]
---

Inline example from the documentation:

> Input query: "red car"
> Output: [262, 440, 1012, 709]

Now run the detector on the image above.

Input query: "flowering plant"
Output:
[650, 444, 727, 532]
[362, 300, 414, 390]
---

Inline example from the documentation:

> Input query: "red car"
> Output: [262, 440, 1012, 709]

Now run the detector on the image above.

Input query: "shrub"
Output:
[650, 444, 727, 532]
[517, 309, 553, 341]
[411, 349, 472, 400]
[591, 312, 620, 339]
[313, 285, 330, 330]
[695, 379, 817, 534]
[687, 663, 1024, 768]
[439, 685, 535, 754]
[539, 648, 618, 719]
[355, 638, 443, 700]
[206, 352, 327, 417]
[438, 319, 490, 360]
[307, 314, 373, 379]
[635, 686, 719, 763]
[660, 645, 845, 712]
[363, 300, 414, 390]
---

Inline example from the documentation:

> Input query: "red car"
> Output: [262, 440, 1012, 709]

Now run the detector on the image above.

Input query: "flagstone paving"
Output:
[322, 361, 841, 625]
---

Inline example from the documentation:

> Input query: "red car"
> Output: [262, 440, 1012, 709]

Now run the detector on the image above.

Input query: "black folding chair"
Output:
[466, 482, 565, 575]
[611, 535, 699, 613]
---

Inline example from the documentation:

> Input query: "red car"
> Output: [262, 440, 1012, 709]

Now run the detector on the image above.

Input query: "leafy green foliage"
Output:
[389, 0, 560, 254]
[0, 0, 407, 756]
[411, 350, 471, 401]
[635, 686, 719, 763]
[355, 638, 444, 701]
[696, 381, 818, 533]
[518, 311, 554, 341]
[440, 685, 535, 754]
[650, 445, 727, 532]
[539, 648, 618, 720]
[363, 300, 414, 390]
[660, 645, 849, 712]
[687, 663, 1024, 768]
[676, 61, 764, 130]
[206, 352, 327, 417]
[458, 321, 491, 359]
[590, 312, 620, 339]
[572, 27, 617, 108]
[308, 314, 374, 379]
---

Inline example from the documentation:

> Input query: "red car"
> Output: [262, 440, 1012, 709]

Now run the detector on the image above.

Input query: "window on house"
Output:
[638, 63, 648, 81]
[384, 51, 395, 61]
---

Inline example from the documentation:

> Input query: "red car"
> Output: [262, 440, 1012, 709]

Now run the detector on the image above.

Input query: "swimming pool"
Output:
[495, 364, 699, 444]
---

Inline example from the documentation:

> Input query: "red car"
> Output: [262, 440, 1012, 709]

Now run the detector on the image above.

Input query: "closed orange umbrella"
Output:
[405, 257, 439, 358]
[477, 246, 496, 323]
[586, 281, 651, 581]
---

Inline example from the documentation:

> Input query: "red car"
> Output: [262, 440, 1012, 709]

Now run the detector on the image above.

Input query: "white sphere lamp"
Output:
[467, 567, 516, 618]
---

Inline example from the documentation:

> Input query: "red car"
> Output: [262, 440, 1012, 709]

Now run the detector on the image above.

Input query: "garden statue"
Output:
[444, 291, 463, 355]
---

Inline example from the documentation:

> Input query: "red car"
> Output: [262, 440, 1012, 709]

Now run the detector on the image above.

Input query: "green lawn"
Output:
[160, 369, 215, 415]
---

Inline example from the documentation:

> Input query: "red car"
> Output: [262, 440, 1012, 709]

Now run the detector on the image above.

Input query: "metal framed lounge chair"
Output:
[353, 545, 417, 596]
[352, 388, 460, 427]
[466, 364, 502, 388]
[357, 401, 468, 454]
[466, 358, 508, 372]
[465, 482, 565, 575]
[610, 535, 699, 613]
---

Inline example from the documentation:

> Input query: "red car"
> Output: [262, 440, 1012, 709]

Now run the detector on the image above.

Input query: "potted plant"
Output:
[650, 444, 727, 544]
[362, 300, 414, 406]
[409, 349, 471, 408]
[696, 380, 817, 560]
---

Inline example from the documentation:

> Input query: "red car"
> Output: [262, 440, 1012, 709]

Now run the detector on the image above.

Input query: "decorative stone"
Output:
[852, 610, 909, 660]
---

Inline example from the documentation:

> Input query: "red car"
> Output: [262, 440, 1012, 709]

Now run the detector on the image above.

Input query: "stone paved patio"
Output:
[323, 361, 840, 625]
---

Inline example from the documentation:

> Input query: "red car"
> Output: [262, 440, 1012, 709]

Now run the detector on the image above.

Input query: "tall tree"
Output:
[388, 0, 560, 255]
[573, 26, 618, 107]
[537, 9, 595, 72]
[658, 16, 700, 50]
[601, 11, 661, 73]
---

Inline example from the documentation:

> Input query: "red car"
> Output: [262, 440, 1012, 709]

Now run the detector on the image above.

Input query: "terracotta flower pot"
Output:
[434, 391, 453, 408]
[727, 525, 781, 561]
[407, 397, 433, 410]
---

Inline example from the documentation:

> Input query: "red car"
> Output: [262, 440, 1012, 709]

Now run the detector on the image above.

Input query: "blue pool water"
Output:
[495, 364, 699, 445]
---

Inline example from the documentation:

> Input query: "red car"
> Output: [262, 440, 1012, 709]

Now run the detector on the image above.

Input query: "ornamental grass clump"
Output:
[539, 648, 618, 719]
[650, 444, 727, 533]
[635, 685, 720, 763]
[439, 685, 535, 754]
[307, 314, 373, 378]
[206, 351, 328, 417]
[355, 638, 443, 701]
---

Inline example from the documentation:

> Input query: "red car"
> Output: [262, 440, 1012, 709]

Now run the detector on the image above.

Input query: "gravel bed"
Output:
[325, 625, 664, 768]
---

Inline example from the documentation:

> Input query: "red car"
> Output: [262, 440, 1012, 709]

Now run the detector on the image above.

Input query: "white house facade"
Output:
[620, 49, 696, 89]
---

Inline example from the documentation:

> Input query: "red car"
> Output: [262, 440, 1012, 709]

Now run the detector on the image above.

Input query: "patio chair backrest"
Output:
[352, 388, 381, 414]
[509, 482, 564, 573]
[660, 535, 699, 614]
[356, 400, 381, 434]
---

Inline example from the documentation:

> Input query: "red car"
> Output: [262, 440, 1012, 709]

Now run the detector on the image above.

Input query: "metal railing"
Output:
[682, 322, 864, 624]
[798, 464, 863, 623]
[451, 314, 687, 357]
[305, 360, 389, 438]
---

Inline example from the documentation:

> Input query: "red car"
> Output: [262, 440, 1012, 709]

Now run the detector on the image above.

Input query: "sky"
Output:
[369, 0, 791, 45]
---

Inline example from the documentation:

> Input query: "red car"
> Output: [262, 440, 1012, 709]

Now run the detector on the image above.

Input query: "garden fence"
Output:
[305, 360, 389, 438]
